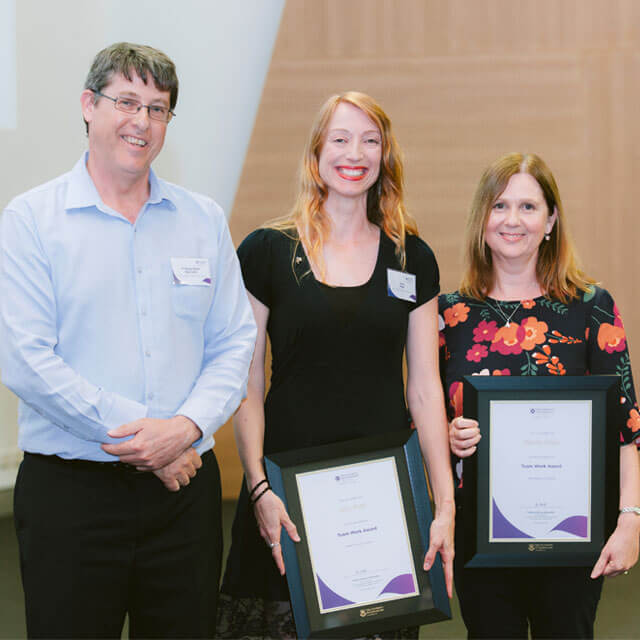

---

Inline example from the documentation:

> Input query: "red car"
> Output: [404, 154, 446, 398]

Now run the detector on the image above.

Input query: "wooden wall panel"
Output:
[216, 0, 640, 499]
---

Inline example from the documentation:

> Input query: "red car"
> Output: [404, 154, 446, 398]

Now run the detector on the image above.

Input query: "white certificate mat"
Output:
[489, 400, 592, 542]
[296, 457, 419, 613]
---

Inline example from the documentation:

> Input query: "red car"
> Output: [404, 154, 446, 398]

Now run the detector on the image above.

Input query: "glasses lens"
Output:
[115, 98, 141, 114]
[148, 106, 170, 122]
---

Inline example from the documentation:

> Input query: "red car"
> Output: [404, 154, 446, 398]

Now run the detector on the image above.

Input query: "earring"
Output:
[545, 233, 550, 241]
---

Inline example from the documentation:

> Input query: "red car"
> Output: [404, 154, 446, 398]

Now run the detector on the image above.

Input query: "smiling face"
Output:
[484, 172, 557, 268]
[318, 101, 382, 204]
[80, 71, 170, 184]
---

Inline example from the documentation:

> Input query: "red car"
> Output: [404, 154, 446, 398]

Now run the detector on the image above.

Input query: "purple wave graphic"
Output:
[379, 573, 415, 596]
[551, 515, 588, 538]
[386, 286, 416, 302]
[202, 277, 212, 283]
[492, 499, 532, 539]
[317, 574, 354, 609]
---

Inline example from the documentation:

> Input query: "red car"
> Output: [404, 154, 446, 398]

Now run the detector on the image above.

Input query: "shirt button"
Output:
[145, 350, 151, 357]
[137, 267, 143, 274]
[148, 392, 154, 400]
[141, 308, 147, 316]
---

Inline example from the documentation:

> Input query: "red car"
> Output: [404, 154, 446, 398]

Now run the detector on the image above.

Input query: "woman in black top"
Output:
[217, 92, 454, 638]
[439, 152, 640, 638]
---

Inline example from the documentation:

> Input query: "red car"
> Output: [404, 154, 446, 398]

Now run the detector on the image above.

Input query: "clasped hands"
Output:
[102, 416, 202, 491]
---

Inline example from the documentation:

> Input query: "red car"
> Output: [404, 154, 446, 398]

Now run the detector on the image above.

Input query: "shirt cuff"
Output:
[103, 396, 148, 435]
[176, 401, 220, 446]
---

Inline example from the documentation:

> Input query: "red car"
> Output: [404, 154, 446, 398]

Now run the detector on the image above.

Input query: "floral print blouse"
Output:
[439, 286, 640, 484]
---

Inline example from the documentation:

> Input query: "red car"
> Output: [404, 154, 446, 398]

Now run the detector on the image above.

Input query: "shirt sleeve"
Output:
[586, 287, 640, 446]
[406, 234, 440, 307]
[176, 207, 258, 443]
[0, 205, 148, 443]
[236, 228, 274, 307]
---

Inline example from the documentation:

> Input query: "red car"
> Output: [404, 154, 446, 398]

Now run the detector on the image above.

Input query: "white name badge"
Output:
[171, 257, 212, 286]
[387, 268, 417, 302]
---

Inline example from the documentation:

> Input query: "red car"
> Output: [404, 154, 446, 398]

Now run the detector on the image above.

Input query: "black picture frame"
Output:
[265, 429, 451, 639]
[462, 375, 620, 568]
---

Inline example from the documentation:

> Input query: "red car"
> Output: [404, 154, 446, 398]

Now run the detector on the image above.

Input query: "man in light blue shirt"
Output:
[0, 43, 256, 638]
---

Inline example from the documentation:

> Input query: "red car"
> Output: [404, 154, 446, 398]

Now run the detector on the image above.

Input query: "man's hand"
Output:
[153, 448, 203, 492]
[102, 415, 201, 470]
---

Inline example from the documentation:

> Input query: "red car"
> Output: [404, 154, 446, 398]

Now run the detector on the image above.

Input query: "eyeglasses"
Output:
[92, 90, 175, 123]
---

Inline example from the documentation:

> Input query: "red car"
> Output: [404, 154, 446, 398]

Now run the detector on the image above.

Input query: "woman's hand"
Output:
[449, 416, 481, 457]
[591, 513, 640, 578]
[253, 489, 301, 575]
[423, 507, 455, 598]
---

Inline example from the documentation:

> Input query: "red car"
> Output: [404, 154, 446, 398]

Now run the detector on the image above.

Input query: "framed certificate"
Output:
[462, 375, 620, 567]
[265, 430, 451, 639]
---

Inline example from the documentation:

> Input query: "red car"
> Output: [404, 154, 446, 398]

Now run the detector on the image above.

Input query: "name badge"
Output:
[387, 268, 416, 302]
[171, 258, 212, 286]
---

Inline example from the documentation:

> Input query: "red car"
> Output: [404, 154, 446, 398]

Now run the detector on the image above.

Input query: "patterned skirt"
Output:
[216, 593, 419, 639]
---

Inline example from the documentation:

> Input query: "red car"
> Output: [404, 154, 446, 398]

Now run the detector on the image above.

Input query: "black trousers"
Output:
[454, 513, 603, 639]
[13, 450, 222, 639]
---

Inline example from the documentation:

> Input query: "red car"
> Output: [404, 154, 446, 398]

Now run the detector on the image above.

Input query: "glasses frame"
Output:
[92, 90, 175, 123]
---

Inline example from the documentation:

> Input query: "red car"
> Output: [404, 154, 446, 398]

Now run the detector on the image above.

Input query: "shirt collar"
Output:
[64, 152, 176, 213]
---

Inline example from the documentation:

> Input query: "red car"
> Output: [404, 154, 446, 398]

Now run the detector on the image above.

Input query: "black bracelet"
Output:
[252, 485, 271, 505]
[249, 478, 268, 499]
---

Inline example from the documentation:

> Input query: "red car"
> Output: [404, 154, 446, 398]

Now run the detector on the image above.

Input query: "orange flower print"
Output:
[520, 317, 548, 351]
[490, 323, 525, 355]
[627, 408, 640, 433]
[521, 299, 536, 309]
[597, 323, 626, 354]
[492, 368, 511, 376]
[449, 381, 464, 418]
[444, 302, 470, 327]
[547, 358, 566, 375]
[532, 345, 566, 375]
[585, 327, 590, 341]
[548, 330, 582, 345]
[533, 344, 552, 363]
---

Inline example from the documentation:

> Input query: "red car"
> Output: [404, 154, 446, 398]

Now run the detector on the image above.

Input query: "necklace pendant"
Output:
[506, 321, 510, 327]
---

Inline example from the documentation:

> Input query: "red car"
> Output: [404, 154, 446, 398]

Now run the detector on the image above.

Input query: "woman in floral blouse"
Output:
[439, 152, 640, 639]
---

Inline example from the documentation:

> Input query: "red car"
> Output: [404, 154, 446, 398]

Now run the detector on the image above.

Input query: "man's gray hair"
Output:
[83, 42, 178, 132]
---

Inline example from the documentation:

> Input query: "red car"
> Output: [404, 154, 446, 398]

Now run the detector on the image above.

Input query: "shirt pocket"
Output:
[171, 284, 212, 320]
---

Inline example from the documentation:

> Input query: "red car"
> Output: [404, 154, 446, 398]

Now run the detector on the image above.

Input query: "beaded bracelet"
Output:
[249, 478, 268, 499]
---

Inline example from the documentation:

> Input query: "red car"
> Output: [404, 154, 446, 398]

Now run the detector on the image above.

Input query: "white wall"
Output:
[0, 0, 16, 129]
[0, 0, 284, 489]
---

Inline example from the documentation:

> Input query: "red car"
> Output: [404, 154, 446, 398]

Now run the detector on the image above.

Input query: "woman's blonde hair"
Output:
[269, 91, 417, 275]
[460, 152, 595, 303]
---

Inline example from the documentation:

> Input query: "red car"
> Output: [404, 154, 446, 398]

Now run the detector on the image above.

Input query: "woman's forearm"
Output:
[409, 384, 455, 516]
[618, 443, 640, 531]
[233, 391, 268, 490]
